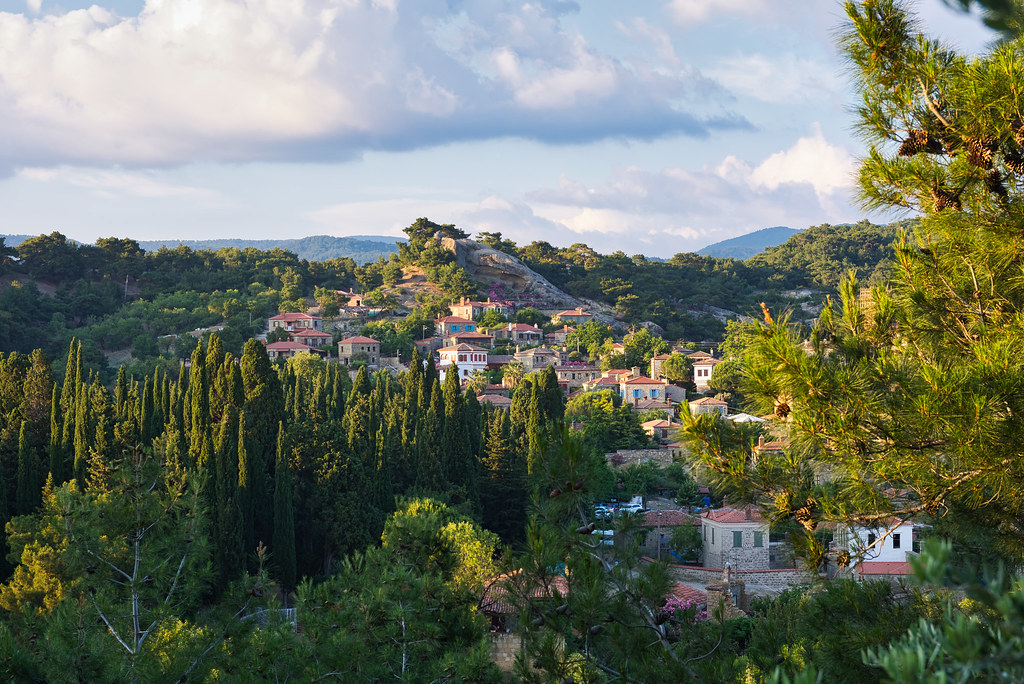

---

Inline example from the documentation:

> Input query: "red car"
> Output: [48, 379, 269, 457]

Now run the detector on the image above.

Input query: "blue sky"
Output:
[0, 0, 994, 255]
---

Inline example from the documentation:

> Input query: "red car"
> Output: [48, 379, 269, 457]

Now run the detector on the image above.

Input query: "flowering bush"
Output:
[660, 596, 708, 638]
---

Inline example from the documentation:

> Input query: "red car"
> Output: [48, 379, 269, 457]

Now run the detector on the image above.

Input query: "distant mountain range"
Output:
[1, 234, 404, 264]
[698, 226, 801, 260]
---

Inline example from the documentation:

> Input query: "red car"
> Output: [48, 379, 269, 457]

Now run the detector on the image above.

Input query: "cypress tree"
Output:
[16, 421, 36, 515]
[273, 422, 296, 587]
[237, 412, 254, 562]
[47, 384, 63, 485]
[72, 382, 89, 487]
[215, 407, 244, 585]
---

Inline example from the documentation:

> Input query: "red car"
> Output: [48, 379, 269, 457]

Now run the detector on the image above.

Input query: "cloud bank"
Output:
[0, 0, 746, 169]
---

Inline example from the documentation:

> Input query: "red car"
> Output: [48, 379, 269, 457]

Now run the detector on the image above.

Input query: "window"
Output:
[867, 532, 876, 546]
[633, 389, 641, 398]
[711, 528, 715, 545]
[892, 533, 901, 549]
[733, 531, 742, 548]
[651, 389, 658, 398]
[754, 532, 763, 548]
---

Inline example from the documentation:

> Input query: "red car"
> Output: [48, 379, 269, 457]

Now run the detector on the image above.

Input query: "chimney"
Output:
[631, 366, 640, 378]
[758, 436, 765, 448]
[744, 507, 751, 521]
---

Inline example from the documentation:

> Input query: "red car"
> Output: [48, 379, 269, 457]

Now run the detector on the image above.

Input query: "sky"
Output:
[0, 0, 996, 256]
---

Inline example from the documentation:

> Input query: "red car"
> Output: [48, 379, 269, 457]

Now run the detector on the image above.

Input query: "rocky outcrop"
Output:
[442, 238, 580, 306]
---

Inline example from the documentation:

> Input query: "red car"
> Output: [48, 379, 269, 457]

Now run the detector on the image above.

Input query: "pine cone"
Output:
[774, 401, 790, 419]
[898, 129, 943, 156]
[985, 169, 1008, 198]
[836, 550, 851, 568]
[931, 185, 961, 212]
[1005, 149, 1024, 175]
[1014, 118, 1024, 147]
[966, 136, 997, 169]
[793, 504, 816, 531]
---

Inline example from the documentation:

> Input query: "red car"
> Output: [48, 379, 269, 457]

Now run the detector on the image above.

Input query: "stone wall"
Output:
[488, 632, 521, 674]
[664, 564, 815, 591]
[607, 448, 681, 469]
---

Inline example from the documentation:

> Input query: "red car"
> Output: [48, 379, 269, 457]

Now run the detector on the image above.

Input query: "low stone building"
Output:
[513, 346, 562, 371]
[701, 506, 769, 571]
[689, 396, 728, 417]
[337, 335, 380, 367]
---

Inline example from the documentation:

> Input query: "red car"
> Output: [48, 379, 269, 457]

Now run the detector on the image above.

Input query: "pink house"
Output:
[268, 312, 322, 332]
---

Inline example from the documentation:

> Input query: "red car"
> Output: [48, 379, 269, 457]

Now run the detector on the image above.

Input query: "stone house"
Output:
[546, 325, 575, 346]
[554, 364, 600, 392]
[650, 353, 672, 381]
[337, 335, 380, 367]
[701, 506, 769, 571]
[619, 375, 669, 405]
[492, 323, 543, 346]
[335, 289, 364, 307]
[265, 340, 322, 360]
[552, 308, 592, 325]
[641, 418, 681, 443]
[689, 396, 728, 417]
[513, 346, 562, 372]
[642, 510, 699, 561]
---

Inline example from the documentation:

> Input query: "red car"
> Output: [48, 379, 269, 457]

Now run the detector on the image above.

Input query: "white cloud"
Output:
[666, 0, 771, 24]
[18, 166, 221, 199]
[748, 124, 856, 198]
[514, 128, 858, 253]
[704, 54, 842, 104]
[0, 0, 727, 168]
[25, 0, 42, 14]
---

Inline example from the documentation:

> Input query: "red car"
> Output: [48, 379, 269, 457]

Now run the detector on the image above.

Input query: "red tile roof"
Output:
[689, 397, 727, 406]
[478, 394, 513, 407]
[438, 343, 487, 352]
[266, 341, 316, 351]
[702, 506, 764, 524]
[338, 336, 379, 344]
[624, 375, 662, 385]
[643, 510, 697, 527]
[666, 583, 707, 604]
[436, 315, 476, 324]
[479, 571, 569, 614]
[292, 329, 332, 337]
[452, 331, 493, 338]
[269, 312, 319, 321]
[555, 309, 591, 316]
[507, 323, 542, 332]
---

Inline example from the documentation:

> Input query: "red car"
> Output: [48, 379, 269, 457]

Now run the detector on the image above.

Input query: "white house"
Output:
[437, 343, 488, 383]
[692, 357, 721, 390]
[836, 520, 919, 579]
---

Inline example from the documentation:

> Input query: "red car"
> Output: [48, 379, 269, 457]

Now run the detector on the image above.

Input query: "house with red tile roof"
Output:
[546, 325, 575, 345]
[642, 418, 681, 443]
[449, 297, 511, 320]
[701, 506, 769, 570]
[554, 364, 600, 392]
[265, 340, 323, 360]
[552, 308, 592, 325]
[435, 315, 477, 338]
[289, 328, 333, 348]
[449, 330, 495, 348]
[491, 323, 543, 346]
[620, 375, 669, 405]
[268, 312, 322, 332]
[513, 346, 562, 371]
[337, 335, 380, 367]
